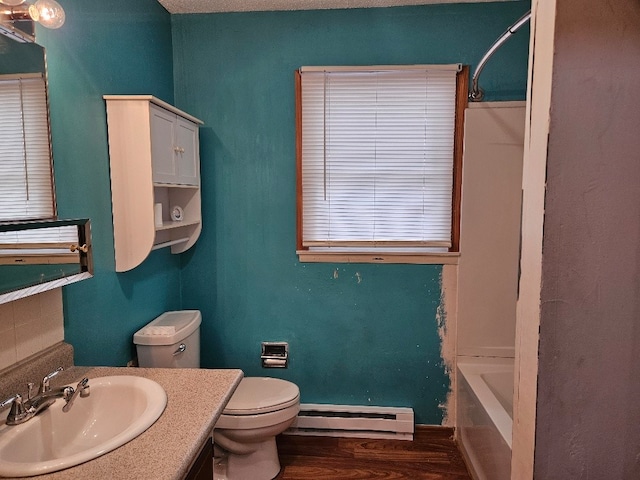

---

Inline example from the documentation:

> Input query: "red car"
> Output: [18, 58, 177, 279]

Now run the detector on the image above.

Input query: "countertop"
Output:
[2, 366, 243, 480]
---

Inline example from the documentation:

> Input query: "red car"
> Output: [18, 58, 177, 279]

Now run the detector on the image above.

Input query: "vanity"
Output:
[0, 344, 243, 480]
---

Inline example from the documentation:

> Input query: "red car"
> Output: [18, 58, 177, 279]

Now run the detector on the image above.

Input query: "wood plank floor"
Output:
[274, 427, 472, 480]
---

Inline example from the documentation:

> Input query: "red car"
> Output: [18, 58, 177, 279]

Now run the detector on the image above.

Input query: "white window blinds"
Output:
[300, 65, 459, 252]
[0, 225, 78, 248]
[0, 74, 55, 221]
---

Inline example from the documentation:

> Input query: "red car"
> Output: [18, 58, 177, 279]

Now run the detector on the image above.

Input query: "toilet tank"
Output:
[133, 310, 201, 368]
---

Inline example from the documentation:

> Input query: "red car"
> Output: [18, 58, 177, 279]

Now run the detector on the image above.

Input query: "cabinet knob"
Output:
[174, 146, 185, 154]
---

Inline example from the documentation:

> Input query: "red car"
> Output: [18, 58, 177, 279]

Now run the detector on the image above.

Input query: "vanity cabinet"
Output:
[184, 437, 214, 480]
[104, 95, 204, 272]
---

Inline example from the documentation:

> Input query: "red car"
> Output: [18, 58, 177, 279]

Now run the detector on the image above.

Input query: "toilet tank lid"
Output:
[133, 310, 201, 346]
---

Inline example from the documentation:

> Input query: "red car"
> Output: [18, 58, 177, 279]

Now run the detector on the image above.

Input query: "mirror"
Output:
[0, 219, 93, 304]
[0, 29, 43, 75]
[0, 32, 93, 304]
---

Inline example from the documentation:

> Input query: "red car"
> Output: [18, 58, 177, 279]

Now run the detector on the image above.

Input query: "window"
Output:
[0, 73, 55, 222]
[295, 65, 468, 263]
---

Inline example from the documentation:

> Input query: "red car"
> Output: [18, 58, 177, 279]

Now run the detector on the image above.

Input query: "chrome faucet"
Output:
[0, 367, 90, 426]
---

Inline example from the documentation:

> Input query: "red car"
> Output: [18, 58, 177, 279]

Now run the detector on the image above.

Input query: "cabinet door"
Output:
[150, 104, 178, 184]
[184, 438, 213, 480]
[175, 117, 199, 186]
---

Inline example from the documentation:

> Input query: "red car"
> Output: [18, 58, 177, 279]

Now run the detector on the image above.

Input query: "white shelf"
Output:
[153, 182, 199, 189]
[155, 219, 200, 232]
[104, 95, 204, 272]
[151, 237, 190, 251]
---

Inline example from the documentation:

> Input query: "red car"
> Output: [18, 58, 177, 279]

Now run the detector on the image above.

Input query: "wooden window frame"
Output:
[295, 66, 469, 264]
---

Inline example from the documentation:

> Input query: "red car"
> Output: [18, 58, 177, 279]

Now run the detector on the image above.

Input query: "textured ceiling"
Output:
[157, 0, 503, 14]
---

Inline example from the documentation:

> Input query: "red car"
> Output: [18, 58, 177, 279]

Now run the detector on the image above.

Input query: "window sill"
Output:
[296, 250, 460, 265]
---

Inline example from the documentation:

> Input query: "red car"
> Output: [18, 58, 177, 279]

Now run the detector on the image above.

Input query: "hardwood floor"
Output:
[274, 427, 472, 480]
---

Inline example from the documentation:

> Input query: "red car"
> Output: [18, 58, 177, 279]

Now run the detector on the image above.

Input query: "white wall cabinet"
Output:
[104, 95, 204, 272]
[150, 103, 199, 185]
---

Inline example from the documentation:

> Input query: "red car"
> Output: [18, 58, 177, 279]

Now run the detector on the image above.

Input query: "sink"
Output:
[0, 375, 167, 477]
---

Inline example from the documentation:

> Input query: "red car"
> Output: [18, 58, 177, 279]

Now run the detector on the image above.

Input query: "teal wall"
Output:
[31, 0, 529, 425]
[173, 2, 529, 424]
[37, 0, 182, 366]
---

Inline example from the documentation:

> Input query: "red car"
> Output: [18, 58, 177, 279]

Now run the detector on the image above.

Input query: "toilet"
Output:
[133, 310, 300, 480]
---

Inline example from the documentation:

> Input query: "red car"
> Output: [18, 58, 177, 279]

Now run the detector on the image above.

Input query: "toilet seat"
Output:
[223, 377, 300, 415]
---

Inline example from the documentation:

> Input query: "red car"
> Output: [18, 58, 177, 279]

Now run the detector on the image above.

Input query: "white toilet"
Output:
[134, 310, 300, 480]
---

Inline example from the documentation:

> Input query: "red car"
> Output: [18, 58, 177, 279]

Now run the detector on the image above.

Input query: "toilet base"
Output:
[213, 437, 281, 480]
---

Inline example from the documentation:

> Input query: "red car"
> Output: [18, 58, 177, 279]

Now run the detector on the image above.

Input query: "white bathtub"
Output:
[456, 358, 514, 480]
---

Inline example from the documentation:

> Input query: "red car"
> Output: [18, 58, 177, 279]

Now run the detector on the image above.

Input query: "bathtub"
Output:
[456, 358, 514, 480]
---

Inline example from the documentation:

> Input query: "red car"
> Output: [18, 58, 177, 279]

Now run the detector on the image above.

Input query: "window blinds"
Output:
[300, 66, 458, 251]
[0, 225, 78, 246]
[0, 74, 55, 221]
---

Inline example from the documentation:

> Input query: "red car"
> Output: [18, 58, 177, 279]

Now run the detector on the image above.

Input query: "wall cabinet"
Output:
[150, 103, 199, 185]
[104, 95, 204, 272]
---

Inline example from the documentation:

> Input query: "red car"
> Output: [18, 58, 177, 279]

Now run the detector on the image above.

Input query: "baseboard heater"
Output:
[285, 403, 414, 440]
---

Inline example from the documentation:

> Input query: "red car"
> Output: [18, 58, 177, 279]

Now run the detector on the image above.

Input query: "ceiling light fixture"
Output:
[0, 0, 65, 43]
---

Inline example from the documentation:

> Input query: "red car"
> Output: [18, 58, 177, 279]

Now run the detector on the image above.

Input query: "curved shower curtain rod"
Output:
[469, 9, 531, 102]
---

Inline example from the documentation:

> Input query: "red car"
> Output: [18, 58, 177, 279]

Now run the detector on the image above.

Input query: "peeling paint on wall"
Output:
[437, 264, 458, 426]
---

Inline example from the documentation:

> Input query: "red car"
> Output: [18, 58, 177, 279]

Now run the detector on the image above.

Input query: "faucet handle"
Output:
[0, 394, 21, 411]
[62, 378, 89, 413]
[0, 394, 27, 423]
[41, 366, 64, 394]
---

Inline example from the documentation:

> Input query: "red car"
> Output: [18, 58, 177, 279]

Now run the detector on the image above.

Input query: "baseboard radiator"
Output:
[285, 403, 414, 440]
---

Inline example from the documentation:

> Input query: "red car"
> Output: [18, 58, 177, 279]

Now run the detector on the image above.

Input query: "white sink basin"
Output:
[0, 375, 167, 477]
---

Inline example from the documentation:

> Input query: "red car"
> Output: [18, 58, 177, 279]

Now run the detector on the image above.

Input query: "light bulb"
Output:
[0, 0, 27, 6]
[28, 0, 65, 29]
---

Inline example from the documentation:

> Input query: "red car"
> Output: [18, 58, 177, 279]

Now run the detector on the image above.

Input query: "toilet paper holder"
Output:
[261, 342, 288, 368]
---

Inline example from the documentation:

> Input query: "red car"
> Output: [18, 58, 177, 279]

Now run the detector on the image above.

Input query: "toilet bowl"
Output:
[133, 311, 301, 480]
[214, 377, 300, 480]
